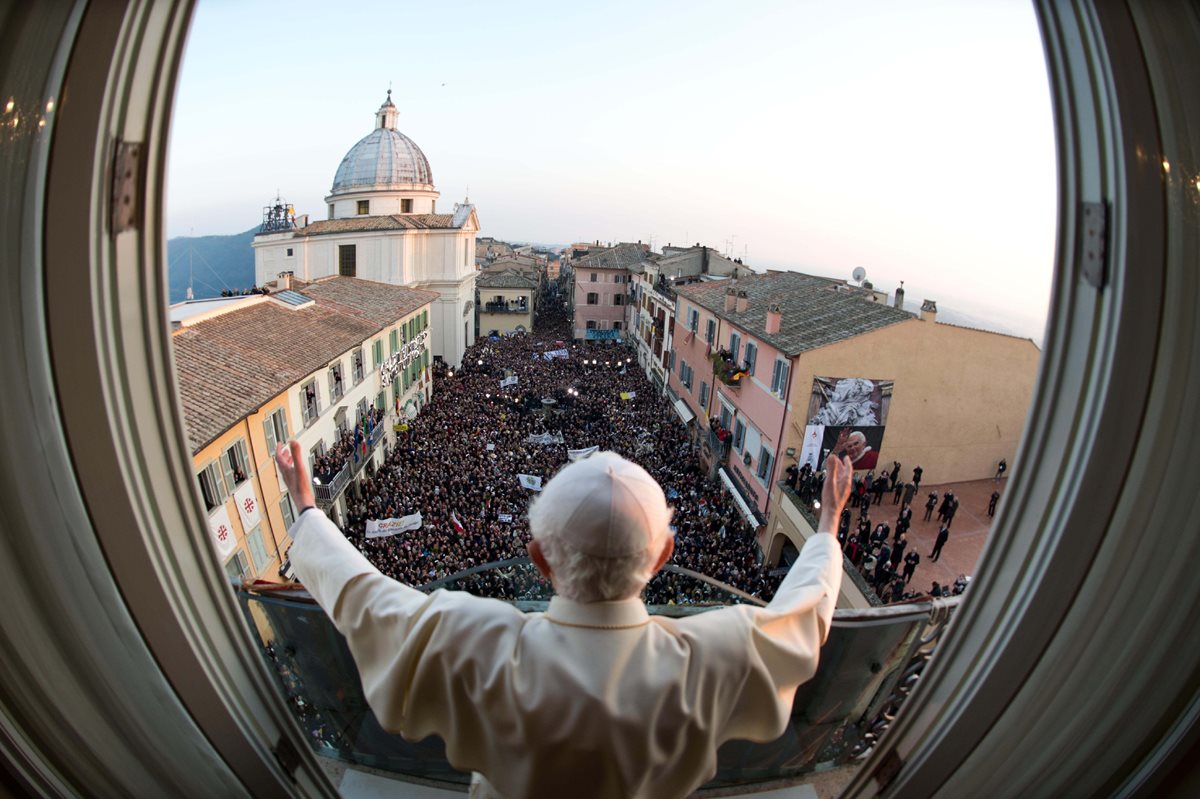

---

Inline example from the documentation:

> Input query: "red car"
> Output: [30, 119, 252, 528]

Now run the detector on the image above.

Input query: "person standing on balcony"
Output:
[276, 443, 853, 799]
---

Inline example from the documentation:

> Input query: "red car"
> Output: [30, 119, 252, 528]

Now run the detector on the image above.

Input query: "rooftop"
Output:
[172, 277, 437, 454]
[676, 271, 914, 356]
[572, 243, 649, 273]
[477, 270, 539, 289]
[293, 214, 460, 237]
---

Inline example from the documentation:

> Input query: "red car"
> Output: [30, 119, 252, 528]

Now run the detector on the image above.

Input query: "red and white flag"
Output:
[450, 512, 465, 534]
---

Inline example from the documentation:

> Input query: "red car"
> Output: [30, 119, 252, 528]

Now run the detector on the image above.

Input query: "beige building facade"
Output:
[191, 393, 298, 585]
[477, 271, 538, 336]
[174, 277, 438, 582]
[779, 309, 1040, 487]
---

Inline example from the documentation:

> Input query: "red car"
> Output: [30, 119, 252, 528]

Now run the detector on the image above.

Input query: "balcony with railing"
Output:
[706, 420, 732, 465]
[483, 300, 530, 314]
[779, 481, 881, 606]
[351, 419, 387, 469]
[238, 561, 960, 792]
[313, 463, 350, 509]
[651, 276, 676, 302]
[311, 414, 389, 509]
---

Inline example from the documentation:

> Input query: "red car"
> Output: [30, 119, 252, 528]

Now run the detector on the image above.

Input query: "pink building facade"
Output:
[667, 288, 792, 525]
[569, 244, 647, 340]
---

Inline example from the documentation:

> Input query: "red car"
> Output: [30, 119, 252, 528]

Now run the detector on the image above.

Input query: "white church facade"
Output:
[253, 92, 478, 367]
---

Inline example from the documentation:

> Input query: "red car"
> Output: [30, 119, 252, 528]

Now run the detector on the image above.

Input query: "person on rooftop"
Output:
[276, 443, 852, 799]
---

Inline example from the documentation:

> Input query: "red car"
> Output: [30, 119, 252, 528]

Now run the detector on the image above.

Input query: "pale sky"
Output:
[167, 0, 1057, 339]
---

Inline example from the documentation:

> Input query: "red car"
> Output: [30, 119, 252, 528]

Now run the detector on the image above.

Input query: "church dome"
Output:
[329, 92, 434, 195]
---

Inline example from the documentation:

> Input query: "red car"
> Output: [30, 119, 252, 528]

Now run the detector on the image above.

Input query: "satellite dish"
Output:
[851, 266, 867, 284]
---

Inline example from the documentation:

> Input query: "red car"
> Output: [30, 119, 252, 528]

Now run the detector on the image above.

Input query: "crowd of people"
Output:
[785, 461, 971, 604]
[325, 291, 781, 606]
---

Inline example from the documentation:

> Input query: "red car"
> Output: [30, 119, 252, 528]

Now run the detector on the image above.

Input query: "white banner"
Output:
[497, 513, 513, 523]
[518, 474, 543, 491]
[800, 424, 825, 470]
[233, 481, 262, 532]
[485, 443, 496, 451]
[542, 348, 569, 361]
[500, 376, 519, 388]
[208, 505, 237, 559]
[366, 512, 424, 539]
[526, 432, 564, 445]
[567, 446, 600, 462]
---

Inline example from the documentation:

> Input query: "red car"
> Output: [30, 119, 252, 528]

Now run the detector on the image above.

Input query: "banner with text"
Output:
[567, 446, 600, 461]
[366, 512, 424, 539]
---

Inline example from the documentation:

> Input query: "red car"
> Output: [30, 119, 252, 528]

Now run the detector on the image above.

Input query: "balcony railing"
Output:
[351, 420, 386, 470]
[779, 482, 883, 606]
[238, 564, 960, 790]
[651, 279, 676, 301]
[483, 301, 530, 314]
[312, 463, 350, 509]
[706, 426, 732, 464]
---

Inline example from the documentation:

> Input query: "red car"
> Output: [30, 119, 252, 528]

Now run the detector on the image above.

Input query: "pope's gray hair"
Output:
[534, 531, 656, 603]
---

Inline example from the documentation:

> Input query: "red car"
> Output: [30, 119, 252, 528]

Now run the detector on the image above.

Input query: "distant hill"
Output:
[167, 227, 257, 303]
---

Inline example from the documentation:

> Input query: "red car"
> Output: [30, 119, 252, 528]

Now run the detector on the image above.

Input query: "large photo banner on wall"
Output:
[807, 376, 894, 471]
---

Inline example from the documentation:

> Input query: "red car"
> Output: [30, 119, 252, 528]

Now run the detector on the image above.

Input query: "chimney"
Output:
[277, 271, 293, 291]
[724, 288, 737, 313]
[920, 299, 938, 322]
[295, 213, 309, 229]
[894, 280, 905, 309]
[736, 290, 749, 314]
[765, 303, 782, 334]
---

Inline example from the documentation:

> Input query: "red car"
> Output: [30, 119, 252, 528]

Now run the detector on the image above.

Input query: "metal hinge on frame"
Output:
[110, 140, 142, 235]
[1080, 201, 1108, 290]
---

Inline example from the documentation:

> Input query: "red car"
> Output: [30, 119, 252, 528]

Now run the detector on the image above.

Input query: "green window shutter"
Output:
[263, 417, 276, 455]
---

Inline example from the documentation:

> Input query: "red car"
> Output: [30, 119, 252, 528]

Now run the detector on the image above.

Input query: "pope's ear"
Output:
[528, 539, 553, 580]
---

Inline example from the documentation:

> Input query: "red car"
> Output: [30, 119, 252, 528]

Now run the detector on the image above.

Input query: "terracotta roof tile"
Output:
[173, 277, 437, 454]
[675, 271, 913, 356]
[572, 243, 648, 272]
[294, 214, 460, 236]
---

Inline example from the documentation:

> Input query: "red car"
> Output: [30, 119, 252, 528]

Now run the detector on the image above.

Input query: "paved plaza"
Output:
[890, 476, 1008, 595]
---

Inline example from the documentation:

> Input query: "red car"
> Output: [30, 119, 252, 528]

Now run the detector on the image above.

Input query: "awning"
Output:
[719, 467, 760, 528]
[673, 398, 695, 425]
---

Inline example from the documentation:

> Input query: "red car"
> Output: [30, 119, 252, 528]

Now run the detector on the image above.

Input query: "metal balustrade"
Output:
[239, 564, 960, 791]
